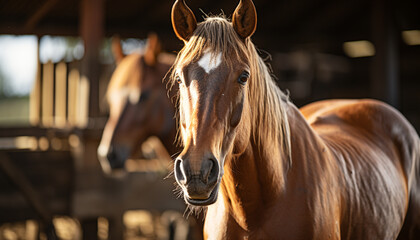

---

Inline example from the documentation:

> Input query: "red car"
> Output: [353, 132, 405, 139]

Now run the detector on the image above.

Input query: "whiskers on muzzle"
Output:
[167, 169, 208, 218]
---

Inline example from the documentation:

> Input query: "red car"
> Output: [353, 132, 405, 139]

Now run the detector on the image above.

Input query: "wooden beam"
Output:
[24, 0, 59, 31]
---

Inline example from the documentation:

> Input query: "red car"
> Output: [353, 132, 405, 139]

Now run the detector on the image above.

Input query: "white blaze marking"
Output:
[198, 51, 222, 73]
[128, 89, 140, 104]
[97, 144, 108, 158]
[189, 80, 200, 145]
[109, 87, 140, 107]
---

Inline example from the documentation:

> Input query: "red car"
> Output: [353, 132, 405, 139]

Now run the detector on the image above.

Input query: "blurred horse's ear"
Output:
[144, 32, 161, 66]
[111, 35, 125, 65]
[171, 0, 197, 42]
[232, 0, 257, 39]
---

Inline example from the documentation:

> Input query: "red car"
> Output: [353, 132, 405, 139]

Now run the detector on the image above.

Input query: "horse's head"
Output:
[98, 33, 175, 173]
[171, 0, 257, 205]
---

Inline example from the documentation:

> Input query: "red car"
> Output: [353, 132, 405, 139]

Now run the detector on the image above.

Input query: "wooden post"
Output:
[77, 0, 105, 168]
[78, 0, 104, 168]
[80, 0, 104, 121]
[77, 1, 106, 239]
[370, 0, 399, 108]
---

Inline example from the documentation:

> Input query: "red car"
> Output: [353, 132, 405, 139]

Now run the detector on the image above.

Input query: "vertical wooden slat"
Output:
[29, 62, 41, 126]
[29, 37, 41, 126]
[78, 75, 90, 128]
[55, 61, 67, 127]
[68, 68, 80, 126]
[41, 61, 54, 127]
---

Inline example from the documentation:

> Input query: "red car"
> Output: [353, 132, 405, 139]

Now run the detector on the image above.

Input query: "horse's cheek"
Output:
[232, 129, 248, 156]
[230, 101, 244, 128]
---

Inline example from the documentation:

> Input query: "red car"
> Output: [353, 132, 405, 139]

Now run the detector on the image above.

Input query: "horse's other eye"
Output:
[237, 71, 250, 85]
[176, 75, 182, 84]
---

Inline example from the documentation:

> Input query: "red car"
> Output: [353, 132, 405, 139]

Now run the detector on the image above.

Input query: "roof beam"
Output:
[24, 0, 59, 31]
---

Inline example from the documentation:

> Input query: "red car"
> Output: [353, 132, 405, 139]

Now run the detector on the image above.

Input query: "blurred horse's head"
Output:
[98, 34, 176, 173]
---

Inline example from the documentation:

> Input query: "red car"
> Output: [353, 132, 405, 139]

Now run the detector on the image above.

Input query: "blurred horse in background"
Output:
[97, 33, 205, 240]
[97, 33, 178, 173]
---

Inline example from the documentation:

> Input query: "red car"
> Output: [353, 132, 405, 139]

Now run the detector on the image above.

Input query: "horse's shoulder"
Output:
[300, 99, 356, 121]
[329, 99, 411, 134]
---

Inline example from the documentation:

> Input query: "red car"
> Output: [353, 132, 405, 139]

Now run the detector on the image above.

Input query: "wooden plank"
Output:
[0, 126, 47, 138]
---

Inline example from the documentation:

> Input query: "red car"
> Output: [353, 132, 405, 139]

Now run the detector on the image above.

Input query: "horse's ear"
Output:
[171, 0, 197, 42]
[232, 0, 257, 39]
[144, 32, 161, 66]
[111, 35, 125, 65]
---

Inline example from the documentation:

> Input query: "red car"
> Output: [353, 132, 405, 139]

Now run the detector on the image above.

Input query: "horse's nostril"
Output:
[106, 150, 116, 162]
[202, 158, 219, 184]
[106, 147, 126, 169]
[175, 159, 188, 184]
[202, 160, 213, 184]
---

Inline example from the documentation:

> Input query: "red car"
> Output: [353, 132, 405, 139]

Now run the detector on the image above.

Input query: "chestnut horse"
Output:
[170, 0, 420, 239]
[98, 34, 178, 172]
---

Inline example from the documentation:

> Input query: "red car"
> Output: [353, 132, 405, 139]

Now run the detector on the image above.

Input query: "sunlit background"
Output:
[0, 35, 146, 125]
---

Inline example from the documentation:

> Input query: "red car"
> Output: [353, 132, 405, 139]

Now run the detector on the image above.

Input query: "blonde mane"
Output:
[169, 16, 291, 166]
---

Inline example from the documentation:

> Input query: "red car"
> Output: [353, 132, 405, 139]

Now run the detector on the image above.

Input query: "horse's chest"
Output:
[204, 202, 293, 240]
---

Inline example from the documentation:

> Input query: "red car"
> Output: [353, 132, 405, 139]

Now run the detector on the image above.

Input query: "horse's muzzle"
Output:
[174, 156, 220, 206]
[98, 145, 129, 173]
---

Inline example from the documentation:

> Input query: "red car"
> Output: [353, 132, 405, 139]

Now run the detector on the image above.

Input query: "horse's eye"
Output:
[176, 75, 182, 84]
[237, 71, 250, 85]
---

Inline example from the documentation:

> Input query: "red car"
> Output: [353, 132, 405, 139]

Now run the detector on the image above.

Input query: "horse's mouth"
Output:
[185, 184, 219, 206]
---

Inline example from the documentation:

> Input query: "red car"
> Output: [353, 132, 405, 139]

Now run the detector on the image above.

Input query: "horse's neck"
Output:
[220, 97, 290, 230]
[220, 100, 324, 231]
